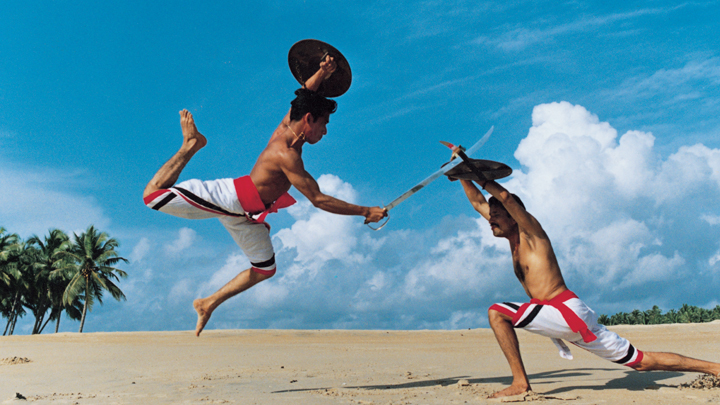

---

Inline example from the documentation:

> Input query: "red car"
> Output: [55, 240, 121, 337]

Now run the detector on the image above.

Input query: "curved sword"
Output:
[368, 126, 493, 230]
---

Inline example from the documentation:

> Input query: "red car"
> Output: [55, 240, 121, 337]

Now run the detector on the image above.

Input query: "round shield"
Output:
[288, 39, 352, 98]
[443, 159, 513, 181]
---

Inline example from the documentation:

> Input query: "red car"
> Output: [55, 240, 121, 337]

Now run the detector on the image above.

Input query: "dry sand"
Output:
[2, 321, 720, 404]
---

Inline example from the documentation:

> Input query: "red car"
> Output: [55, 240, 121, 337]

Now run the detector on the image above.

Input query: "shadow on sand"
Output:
[271, 367, 685, 395]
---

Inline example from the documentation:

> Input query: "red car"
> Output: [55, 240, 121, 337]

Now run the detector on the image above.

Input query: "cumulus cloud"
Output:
[130, 237, 152, 263]
[275, 174, 374, 279]
[506, 101, 720, 299]
[164, 227, 197, 254]
[127, 107, 718, 330]
[46, 102, 720, 332]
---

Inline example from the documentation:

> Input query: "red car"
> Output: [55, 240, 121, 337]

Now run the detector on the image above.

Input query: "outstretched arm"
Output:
[280, 149, 387, 223]
[459, 179, 490, 221]
[483, 180, 546, 239]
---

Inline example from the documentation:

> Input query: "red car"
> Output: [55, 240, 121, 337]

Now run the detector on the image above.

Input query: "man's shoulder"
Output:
[261, 138, 302, 167]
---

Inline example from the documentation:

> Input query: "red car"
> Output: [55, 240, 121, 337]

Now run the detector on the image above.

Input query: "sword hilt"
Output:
[366, 207, 390, 231]
[455, 149, 490, 186]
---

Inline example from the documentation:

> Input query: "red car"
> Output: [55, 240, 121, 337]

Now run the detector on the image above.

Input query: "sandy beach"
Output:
[2, 321, 720, 404]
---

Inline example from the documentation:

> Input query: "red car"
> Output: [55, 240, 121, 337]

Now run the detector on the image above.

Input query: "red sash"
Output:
[515, 290, 597, 343]
[233, 176, 296, 224]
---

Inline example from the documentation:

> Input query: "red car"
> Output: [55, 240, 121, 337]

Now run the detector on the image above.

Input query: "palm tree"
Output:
[0, 228, 20, 334]
[2, 240, 35, 335]
[27, 229, 75, 334]
[0, 227, 19, 289]
[54, 226, 128, 333]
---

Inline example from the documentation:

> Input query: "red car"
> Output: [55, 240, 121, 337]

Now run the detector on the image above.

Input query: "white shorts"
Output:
[144, 178, 276, 274]
[490, 293, 643, 367]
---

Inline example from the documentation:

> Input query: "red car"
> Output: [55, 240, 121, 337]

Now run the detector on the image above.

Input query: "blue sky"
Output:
[2, 1, 719, 333]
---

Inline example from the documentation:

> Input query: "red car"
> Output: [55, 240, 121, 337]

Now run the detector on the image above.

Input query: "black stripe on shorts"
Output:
[515, 305, 543, 328]
[152, 192, 177, 211]
[174, 187, 243, 217]
[251, 255, 276, 269]
[614, 344, 636, 365]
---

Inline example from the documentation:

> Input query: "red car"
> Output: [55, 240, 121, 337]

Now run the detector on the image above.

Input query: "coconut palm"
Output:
[0, 228, 19, 292]
[54, 225, 128, 333]
[1, 240, 35, 335]
[27, 229, 77, 334]
[0, 228, 20, 334]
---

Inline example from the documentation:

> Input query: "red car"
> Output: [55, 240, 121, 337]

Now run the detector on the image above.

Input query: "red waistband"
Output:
[531, 289, 579, 305]
[233, 176, 296, 223]
[528, 290, 597, 343]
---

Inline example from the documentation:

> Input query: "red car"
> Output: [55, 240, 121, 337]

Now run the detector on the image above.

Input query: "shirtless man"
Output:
[143, 56, 387, 336]
[457, 177, 720, 398]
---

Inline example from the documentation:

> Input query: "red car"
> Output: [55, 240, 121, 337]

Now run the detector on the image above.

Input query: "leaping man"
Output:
[143, 54, 387, 336]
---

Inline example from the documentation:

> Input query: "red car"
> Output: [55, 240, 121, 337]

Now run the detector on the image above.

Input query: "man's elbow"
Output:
[308, 194, 330, 209]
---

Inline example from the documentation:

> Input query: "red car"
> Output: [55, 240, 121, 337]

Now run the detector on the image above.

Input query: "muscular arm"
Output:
[276, 56, 337, 129]
[483, 180, 545, 239]
[459, 179, 490, 220]
[280, 148, 386, 222]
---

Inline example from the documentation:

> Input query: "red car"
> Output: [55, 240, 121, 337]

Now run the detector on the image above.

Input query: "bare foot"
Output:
[490, 383, 531, 398]
[193, 298, 213, 337]
[179, 109, 207, 154]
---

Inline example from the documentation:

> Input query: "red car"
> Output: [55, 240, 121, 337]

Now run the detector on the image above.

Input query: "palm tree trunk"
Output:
[78, 277, 89, 333]
[9, 312, 18, 335]
[33, 312, 45, 335]
[38, 310, 55, 334]
[4, 292, 20, 335]
[3, 316, 11, 336]
[79, 301, 87, 333]
[55, 315, 61, 333]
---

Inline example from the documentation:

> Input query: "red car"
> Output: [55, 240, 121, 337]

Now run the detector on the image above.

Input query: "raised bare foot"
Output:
[193, 298, 213, 337]
[179, 109, 207, 154]
[490, 383, 531, 398]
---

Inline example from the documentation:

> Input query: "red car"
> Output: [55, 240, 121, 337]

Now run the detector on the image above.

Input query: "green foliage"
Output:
[599, 304, 720, 326]
[53, 225, 128, 333]
[0, 225, 127, 335]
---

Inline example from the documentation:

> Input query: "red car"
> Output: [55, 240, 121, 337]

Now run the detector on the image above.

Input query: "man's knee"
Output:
[250, 267, 276, 281]
[488, 307, 512, 327]
[488, 305, 514, 322]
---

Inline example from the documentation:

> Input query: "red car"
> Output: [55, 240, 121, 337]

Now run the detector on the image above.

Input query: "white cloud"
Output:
[402, 218, 509, 299]
[505, 101, 720, 299]
[169, 279, 195, 305]
[130, 237, 152, 263]
[0, 165, 110, 237]
[51, 102, 720, 332]
[474, 8, 676, 52]
[199, 252, 249, 294]
[611, 58, 720, 102]
[623, 252, 685, 287]
[164, 227, 197, 254]
[275, 174, 371, 279]
[702, 214, 720, 225]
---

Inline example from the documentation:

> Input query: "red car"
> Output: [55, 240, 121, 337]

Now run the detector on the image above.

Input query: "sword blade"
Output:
[384, 126, 493, 211]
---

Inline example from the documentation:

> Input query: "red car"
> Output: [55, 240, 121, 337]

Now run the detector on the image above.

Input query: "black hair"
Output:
[488, 194, 525, 210]
[289, 88, 338, 122]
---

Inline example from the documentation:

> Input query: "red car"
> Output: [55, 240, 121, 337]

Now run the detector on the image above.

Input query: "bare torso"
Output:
[248, 120, 296, 206]
[511, 229, 567, 301]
